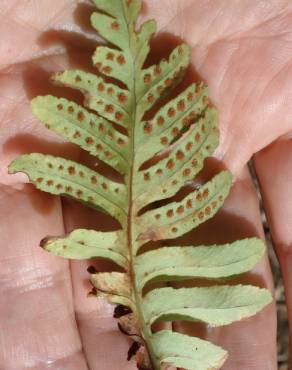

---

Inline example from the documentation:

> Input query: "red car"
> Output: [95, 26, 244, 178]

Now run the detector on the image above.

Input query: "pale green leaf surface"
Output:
[42, 228, 128, 268]
[135, 20, 157, 69]
[32, 96, 129, 173]
[92, 47, 132, 88]
[151, 330, 227, 370]
[133, 108, 219, 205]
[136, 82, 208, 148]
[8, 153, 127, 225]
[144, 285, 272, 326]
[134, 238, 265, 289]
[52, 70, 131, 122]
[91, 12, 129, 50]
[136, 44, 191, 116]
[136, 171, 232, 243]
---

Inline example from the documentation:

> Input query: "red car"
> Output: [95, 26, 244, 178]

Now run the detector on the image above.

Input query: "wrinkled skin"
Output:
[1, 1, 292, 369]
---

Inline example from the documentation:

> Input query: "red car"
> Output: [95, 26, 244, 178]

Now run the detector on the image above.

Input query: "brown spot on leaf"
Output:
[115, 111, 124, 121]
[47, 163, 53, 168]
[75, 75, 81, 82]
[186, 142, 192, 151]
[107, 87, 114, 95]
[172, 227, 178, 233]
[176, 150, 184, 160]
[99, 123, 104, 132]
[91, 176, 97, 184]
[157, 116, 164, 126]
[144, 172, 150, 181]
[118, 93, 127, 103]
[205, 206, 211, 215]
[96, 144, 103, 151]
[186, 199, 192, 208]
[73, 131, 81, 139]
[160, 136, 168, 145]
[95, 62, 102, 70]
[172, 126, 179, 136]
[183, 168, 191, 177]
[166, 159, 175, 169]
[46, 180, 53, 186]
[196, 192, 203, 201]
[188, 92, 194, 101]
[117, 55, 126, 65]
[144, 74, 151, 83]
[167, 209, 174, 218]
[203, 189, 209, 199]
[76, 189, 83, 197]
[156, 169, 163, 175]
[117, 138, 125, 145]
[86, 137, 94, 145]
[66, 186, 72, 192]
[77, 111, 85, 122]
[168, 107, 175, 117]
[198, 211, 204, 220]
[102, 183, 108, 190]
[111, 21, 120, 30]
[144, 122, 152, 134]
[177, 100, 185, 111]
[57, 103, 63, 111]
[68, 166, 76, 175]
[97, 82, 105, 91]
[106, 52, 114, 61]
[105, 104, 114, 113]
[177, 206, 184, 214]
[195, 133, 201, 142]
[36, 177, 43, 183]
[103, 66, 112, 74]
[147, 94, 154, 103]
[56, 184, 63, 190]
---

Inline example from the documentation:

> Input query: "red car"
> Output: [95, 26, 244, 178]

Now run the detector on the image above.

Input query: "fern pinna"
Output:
[9, 1, 272, 369]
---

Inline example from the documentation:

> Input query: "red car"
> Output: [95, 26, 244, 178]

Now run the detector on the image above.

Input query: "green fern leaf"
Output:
[41, 229, 128, 268]
[8, 1, 272, 369]
[134, 238, 265, 290]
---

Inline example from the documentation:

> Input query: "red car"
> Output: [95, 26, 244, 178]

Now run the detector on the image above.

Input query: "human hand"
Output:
[1, 1, 292, 369]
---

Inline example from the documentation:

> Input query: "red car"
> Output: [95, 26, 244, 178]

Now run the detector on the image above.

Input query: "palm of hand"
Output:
[1, 1, 292, 369]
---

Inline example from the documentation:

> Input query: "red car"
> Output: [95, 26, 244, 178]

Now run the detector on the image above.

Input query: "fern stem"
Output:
[122, 4, 160, 368]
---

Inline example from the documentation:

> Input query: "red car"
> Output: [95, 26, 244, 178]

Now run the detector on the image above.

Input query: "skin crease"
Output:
[0, 0, 292, 369]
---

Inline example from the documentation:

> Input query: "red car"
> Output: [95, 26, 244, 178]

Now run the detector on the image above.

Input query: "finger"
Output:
[0, 186, 88, 370]
[173, 165, 276, 370]
[62, 200, 135, 370]
[254, 138, 292, 367]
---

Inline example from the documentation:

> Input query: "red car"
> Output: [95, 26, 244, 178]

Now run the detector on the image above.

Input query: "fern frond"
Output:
[8, 1, 272, 369]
